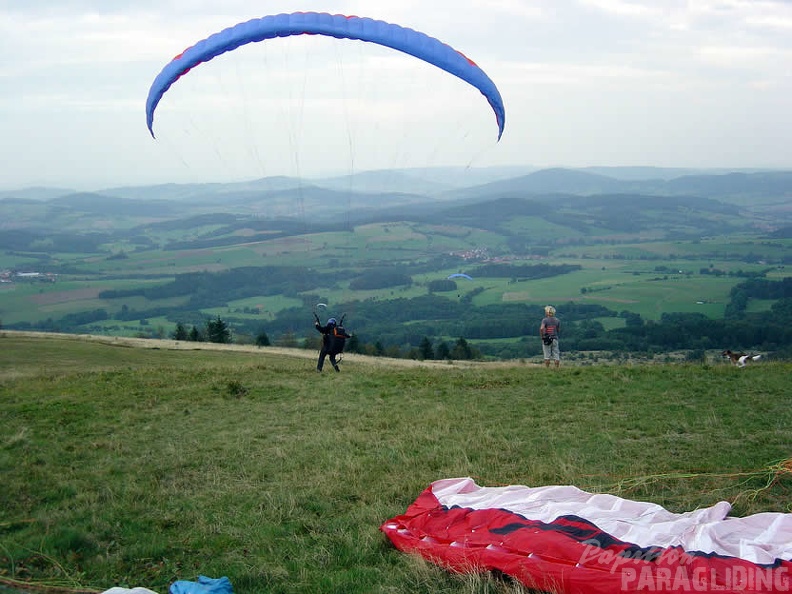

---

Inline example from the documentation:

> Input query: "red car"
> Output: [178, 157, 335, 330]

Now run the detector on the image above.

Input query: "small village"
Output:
[0, 270, 57, 284]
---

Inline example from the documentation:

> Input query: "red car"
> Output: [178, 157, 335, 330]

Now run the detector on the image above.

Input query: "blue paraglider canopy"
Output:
[146, 12, 505, 141]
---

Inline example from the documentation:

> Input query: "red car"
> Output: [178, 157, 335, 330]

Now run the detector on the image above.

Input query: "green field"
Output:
[2, 217, 789, 349]
[0, 279, 185, 326]
[1, 332, 791, 593]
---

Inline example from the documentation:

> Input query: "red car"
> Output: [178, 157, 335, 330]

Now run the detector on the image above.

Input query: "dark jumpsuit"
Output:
[315, 322, 351, 372]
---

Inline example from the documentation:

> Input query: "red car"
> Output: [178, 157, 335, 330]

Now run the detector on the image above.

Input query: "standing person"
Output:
[540, 305, 561, 368]
[314, 317, 352, 373]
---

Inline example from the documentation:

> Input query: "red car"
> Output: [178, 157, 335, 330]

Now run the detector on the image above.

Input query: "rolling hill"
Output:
[1, 165, 790, 359]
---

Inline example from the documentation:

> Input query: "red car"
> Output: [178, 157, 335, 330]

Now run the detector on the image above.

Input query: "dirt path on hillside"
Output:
[0, 330, 529, 370]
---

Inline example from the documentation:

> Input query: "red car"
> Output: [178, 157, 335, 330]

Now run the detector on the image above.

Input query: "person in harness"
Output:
[314, 316, 352, 372]
[539, 305, 561, 368]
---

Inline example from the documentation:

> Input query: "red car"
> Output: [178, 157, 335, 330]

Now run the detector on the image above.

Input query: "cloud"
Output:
[0, 0, 790, 189]
[579, 0, 659, 18]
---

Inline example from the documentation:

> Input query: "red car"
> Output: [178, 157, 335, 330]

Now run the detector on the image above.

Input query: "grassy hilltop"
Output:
[1, 332, 791, 594]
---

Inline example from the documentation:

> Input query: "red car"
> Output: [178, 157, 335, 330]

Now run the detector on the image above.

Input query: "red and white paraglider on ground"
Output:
[381, 477, 792, 593]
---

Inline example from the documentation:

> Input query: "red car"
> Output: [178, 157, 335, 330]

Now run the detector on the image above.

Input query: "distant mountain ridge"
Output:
[1, 165, 789, 258]
[442, 168, 792, 204]
[3, 165, 789, 205]
[1, 167, 790, 236]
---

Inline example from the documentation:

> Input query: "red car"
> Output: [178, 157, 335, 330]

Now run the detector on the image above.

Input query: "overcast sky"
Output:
[2, 0, 791, 190]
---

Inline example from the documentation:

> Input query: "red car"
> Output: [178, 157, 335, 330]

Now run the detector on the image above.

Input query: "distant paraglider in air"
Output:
[145, 11, 505, 140]
[447, 273, 473, 281]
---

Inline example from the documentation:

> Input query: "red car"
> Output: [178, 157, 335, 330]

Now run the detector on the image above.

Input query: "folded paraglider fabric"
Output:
[381, 477, 792, 594]
[169, 576, 232, 594]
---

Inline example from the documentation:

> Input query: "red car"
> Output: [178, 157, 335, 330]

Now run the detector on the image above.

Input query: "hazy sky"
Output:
[2, 0, 791, 190]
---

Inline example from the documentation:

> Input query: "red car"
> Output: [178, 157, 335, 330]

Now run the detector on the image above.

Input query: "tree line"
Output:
[9, 269, 791, 360]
